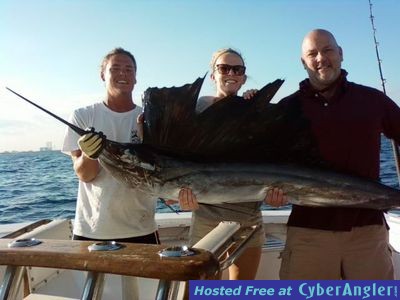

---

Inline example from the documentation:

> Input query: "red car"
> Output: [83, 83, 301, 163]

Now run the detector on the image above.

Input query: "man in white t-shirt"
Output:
[62, 48, 158, 299]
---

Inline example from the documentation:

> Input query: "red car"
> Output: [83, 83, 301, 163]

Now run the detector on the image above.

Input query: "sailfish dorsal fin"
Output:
[141, 77, 324, 166]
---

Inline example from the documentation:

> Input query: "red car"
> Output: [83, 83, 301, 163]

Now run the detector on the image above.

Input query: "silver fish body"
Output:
[99, 146, 400, 210]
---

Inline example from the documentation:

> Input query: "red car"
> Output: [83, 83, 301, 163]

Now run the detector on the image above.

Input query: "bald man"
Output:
[266, 29, 400, 279]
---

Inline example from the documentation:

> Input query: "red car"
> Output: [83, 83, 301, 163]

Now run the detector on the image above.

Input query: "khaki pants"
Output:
[280, 224, 394, 279]
[190, 212, 265, 248]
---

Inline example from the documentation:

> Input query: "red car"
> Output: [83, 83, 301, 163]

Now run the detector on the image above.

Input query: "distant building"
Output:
[39, 141, 53, 151]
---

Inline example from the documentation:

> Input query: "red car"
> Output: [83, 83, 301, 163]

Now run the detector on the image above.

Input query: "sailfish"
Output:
[6, 77, 400, 210]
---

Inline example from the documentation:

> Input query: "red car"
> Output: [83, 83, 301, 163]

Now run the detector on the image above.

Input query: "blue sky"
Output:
[1, 0, 399, 152]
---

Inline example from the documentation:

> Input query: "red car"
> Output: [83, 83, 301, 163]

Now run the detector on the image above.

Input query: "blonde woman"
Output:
[179, 48, 284, 279]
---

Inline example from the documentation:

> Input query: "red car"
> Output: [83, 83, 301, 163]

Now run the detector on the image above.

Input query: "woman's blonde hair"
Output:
[210, 48, 245, 73]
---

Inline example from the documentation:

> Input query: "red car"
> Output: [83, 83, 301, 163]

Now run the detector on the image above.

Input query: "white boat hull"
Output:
[1, 211, 399, 300]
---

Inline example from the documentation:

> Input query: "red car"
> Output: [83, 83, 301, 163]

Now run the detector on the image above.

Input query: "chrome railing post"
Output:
[0, 266, 24, 300]
[80, 271, 105, 300]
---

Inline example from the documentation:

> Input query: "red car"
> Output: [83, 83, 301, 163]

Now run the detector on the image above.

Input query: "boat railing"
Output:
[218, 225, 261, 271]
[0, 220, 259, 300]
[1, 220, 53, 239]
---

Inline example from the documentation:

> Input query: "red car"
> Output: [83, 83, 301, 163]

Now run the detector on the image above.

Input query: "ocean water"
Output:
[0, 137, 399, 225]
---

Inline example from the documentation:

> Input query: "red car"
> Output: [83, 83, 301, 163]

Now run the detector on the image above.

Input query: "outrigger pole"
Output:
[368, 0, 400, 187]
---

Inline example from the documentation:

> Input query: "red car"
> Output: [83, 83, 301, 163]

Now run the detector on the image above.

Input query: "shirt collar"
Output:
[299, 69, 348, 99]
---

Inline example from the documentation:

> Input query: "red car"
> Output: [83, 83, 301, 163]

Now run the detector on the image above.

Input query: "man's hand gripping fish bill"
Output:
[78, 128, 107, 160]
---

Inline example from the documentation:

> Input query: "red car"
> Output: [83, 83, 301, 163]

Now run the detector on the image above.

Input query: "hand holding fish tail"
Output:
[78, 128, 107, 159]
[136, 113, 144, 141]
[178, 187, 199, 211]
[264, 188, 288, 207]
[242, 89, 258, 100]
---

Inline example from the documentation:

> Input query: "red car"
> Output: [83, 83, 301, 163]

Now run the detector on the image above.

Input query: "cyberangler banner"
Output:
[189, 280, 399, 300]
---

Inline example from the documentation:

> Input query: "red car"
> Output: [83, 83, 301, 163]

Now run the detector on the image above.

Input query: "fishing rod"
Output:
[368, 0, 400, 187]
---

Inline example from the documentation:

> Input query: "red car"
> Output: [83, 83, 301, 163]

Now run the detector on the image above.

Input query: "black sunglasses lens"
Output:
[216, 64, 245, 75]
[232, 66, 245, 75]
[217, 65, 230, 74]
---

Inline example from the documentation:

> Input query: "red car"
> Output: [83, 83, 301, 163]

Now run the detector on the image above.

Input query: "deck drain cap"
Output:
[88, 241, 123, 251]
[8, 238, 42, 248]
[159, 245, 195, 258]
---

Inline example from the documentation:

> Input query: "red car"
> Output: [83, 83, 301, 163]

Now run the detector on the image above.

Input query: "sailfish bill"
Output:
[6, 78, 400, 210]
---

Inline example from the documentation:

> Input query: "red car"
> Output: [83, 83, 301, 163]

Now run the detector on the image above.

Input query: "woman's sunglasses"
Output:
[215, 64, 246, 76]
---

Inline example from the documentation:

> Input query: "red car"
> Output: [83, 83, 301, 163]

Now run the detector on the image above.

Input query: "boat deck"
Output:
[0, 211, 399, 300]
